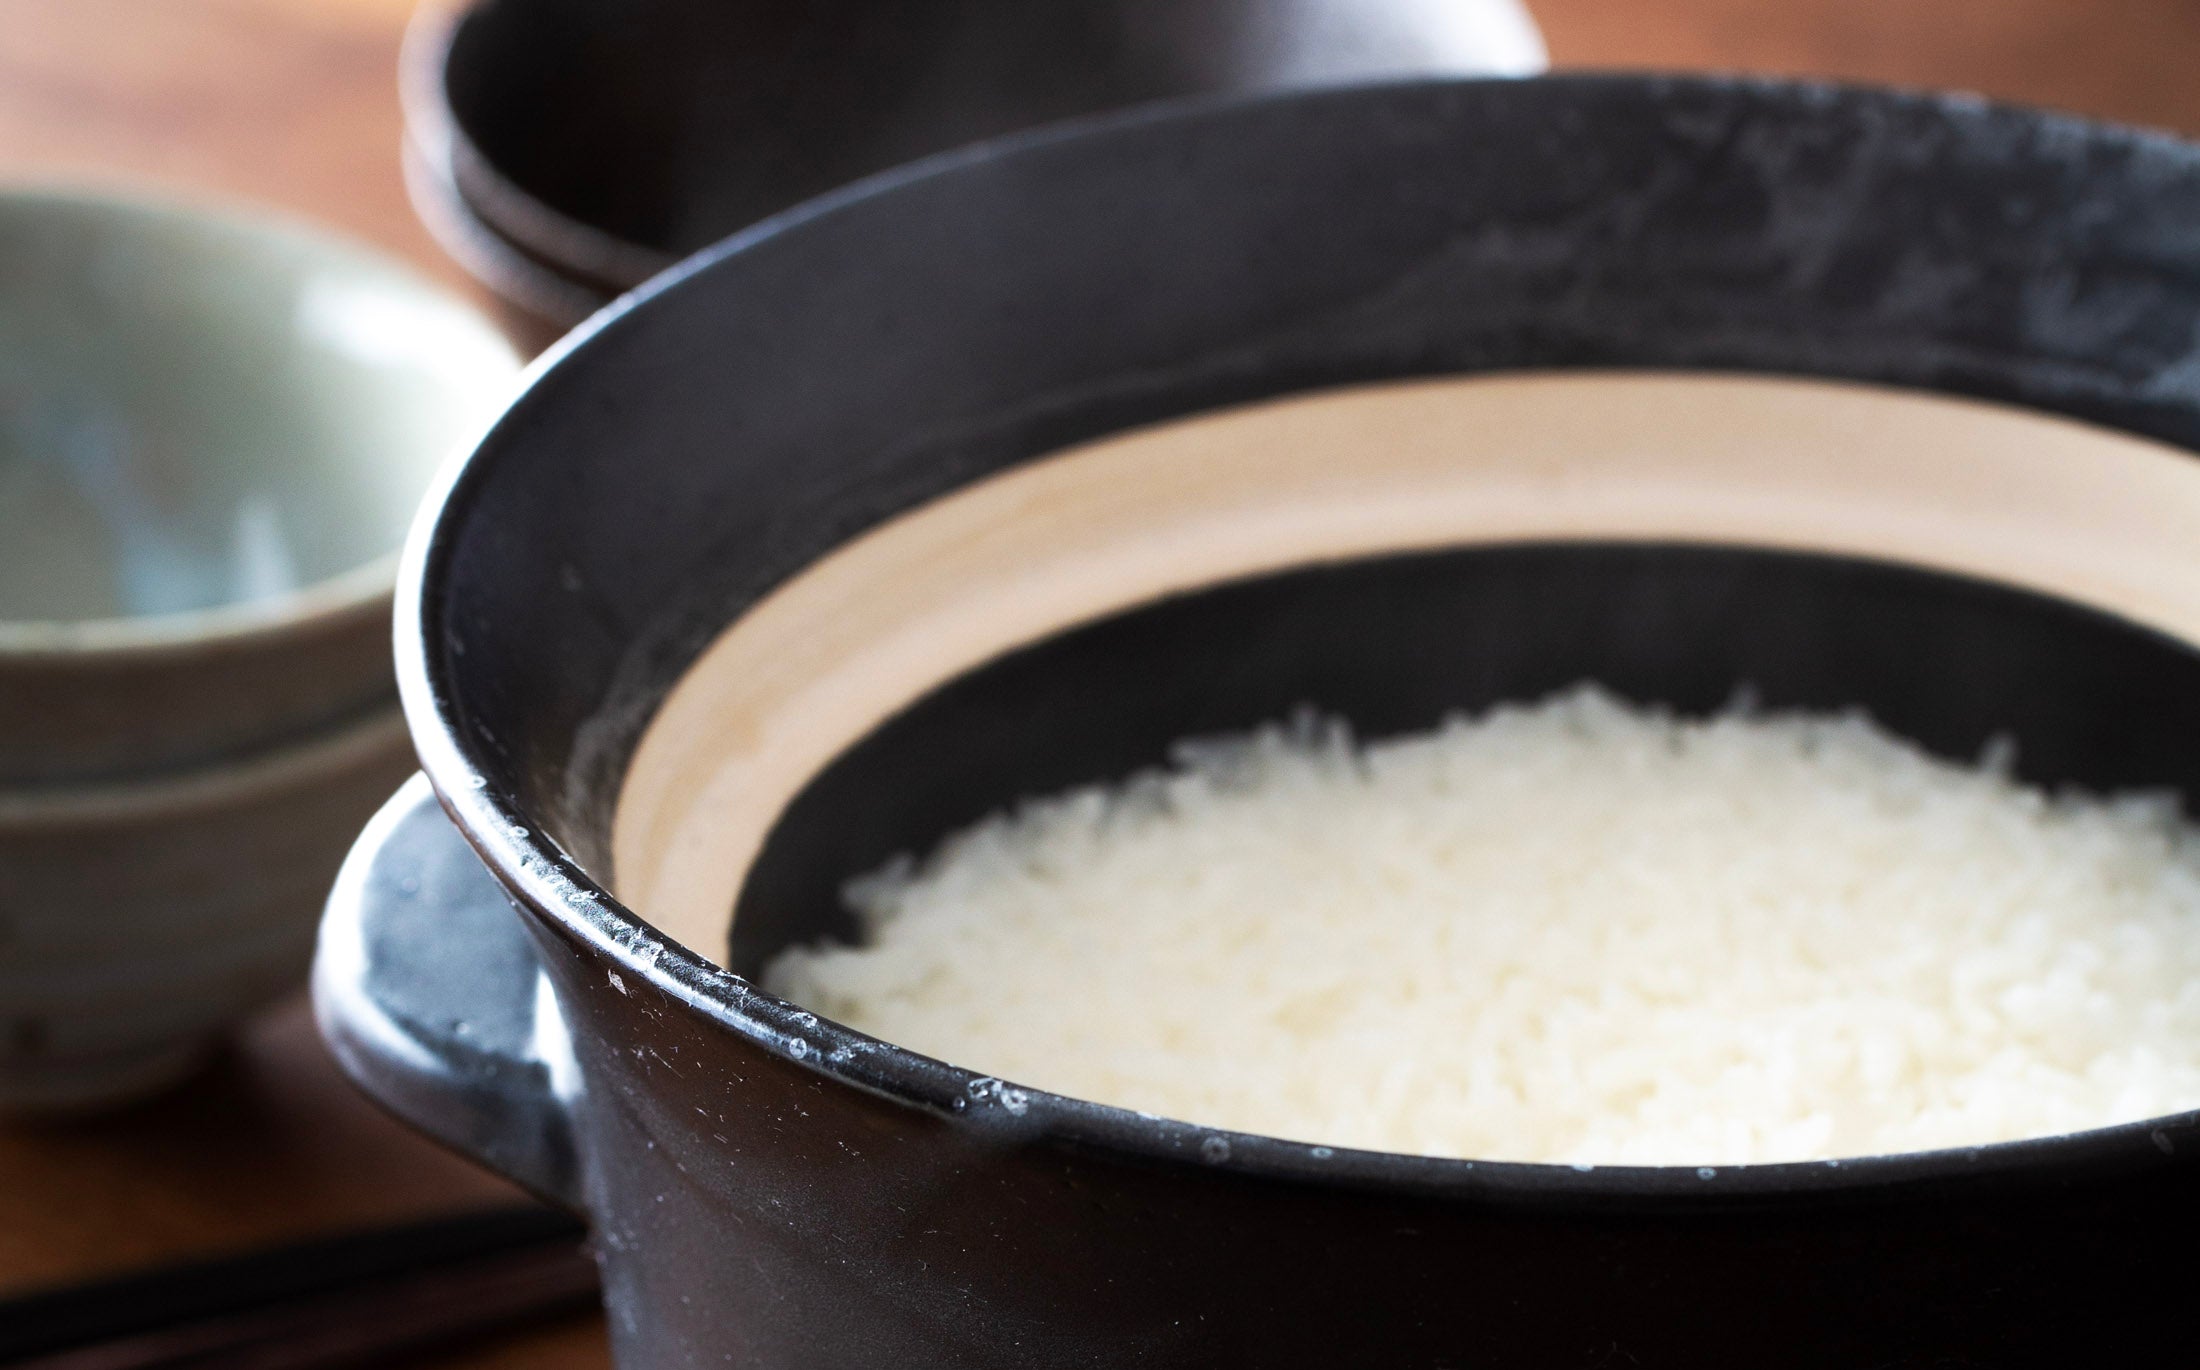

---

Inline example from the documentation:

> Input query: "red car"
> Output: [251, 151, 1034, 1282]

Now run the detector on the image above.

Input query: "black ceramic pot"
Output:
[400, 0, 1543, 345]
[318, 77, 2200, 1366]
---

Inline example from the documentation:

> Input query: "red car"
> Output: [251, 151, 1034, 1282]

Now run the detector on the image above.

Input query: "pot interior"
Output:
[728, 539, 2200, 979]
[610, 372, 2200, 968]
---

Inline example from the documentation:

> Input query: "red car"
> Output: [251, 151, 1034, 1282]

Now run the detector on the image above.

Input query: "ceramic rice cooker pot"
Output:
[318, 78, 2200, 1366]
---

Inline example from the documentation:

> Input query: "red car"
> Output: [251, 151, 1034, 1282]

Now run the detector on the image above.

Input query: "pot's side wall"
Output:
[523, 930, 2200, 1368]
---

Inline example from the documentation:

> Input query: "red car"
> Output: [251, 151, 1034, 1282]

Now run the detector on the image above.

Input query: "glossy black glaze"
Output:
[321, 79, 2200, 1366]
[317, 772, 581, 1209]
[406, 0, 1538, 331]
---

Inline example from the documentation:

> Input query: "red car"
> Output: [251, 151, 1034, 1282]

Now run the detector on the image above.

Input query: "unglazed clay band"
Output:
[615, 371, 2200, 960]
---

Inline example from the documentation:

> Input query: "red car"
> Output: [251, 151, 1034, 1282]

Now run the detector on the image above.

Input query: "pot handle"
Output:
[313, 774, 585, 1214]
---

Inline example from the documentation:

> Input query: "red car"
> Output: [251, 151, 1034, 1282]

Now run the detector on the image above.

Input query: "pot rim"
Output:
[394, 72, 2200, 1204]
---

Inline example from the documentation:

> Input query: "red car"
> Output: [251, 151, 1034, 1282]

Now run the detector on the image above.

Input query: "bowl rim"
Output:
[399, 126, 618, 332]
[0, 701, 411, 830]
[0, 181, 521, 663]
[399, 0, 677, 300]
[395, 72, 2200, 1203]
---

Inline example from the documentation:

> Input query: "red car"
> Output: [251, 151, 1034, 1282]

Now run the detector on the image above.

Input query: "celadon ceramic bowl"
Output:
[0, 186, 520, 1109]
[0, 187, 520, 785]
[0, 706, 417, 1110]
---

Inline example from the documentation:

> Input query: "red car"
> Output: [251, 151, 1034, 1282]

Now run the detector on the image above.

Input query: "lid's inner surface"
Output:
[611, 371, 2200, 963]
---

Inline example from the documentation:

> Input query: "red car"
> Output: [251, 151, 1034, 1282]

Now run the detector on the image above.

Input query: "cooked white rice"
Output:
[764, 686, 2200, 1166]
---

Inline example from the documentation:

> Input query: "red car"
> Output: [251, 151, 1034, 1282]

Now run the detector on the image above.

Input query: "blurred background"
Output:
[5, 2, 2200, 1366]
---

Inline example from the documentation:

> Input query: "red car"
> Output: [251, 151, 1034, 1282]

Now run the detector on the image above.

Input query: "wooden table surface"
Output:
[5, 2, 2200, 1365]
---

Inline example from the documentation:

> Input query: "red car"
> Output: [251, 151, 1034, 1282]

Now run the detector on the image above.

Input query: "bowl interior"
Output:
[0, 192, 516, 629]
[441, 0, 1541, 265]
